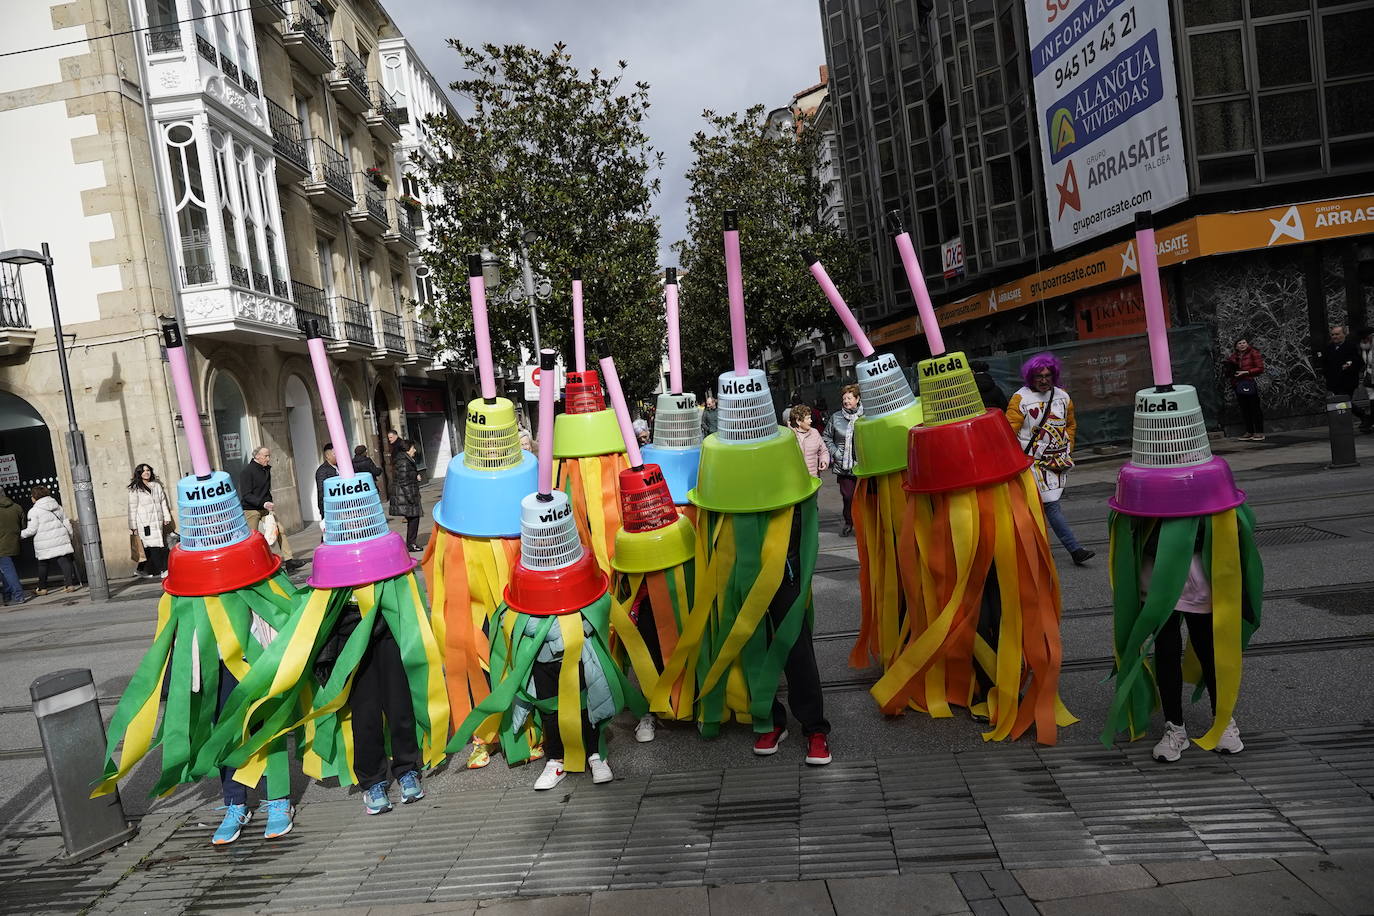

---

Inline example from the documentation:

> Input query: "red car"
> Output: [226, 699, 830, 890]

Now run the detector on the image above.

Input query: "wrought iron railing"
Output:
[370, 82, 404, 130]
[379, 311, 406, 353]
[146, 26, 181, 53]
[218, 52, 240, 83]
[398, 205, 417, 244]
[331, 295, 374, 346]
[195, 33, 216, 63]
[266, 98, 308, 172]
[332, 41, 369, 99]
[306, 138, 352, 200]
[285, 1, 333, 63]
[353, 173, 387, 223]
[412, 319, 433, 359]
[0, 265, 31, 329]
[272, 277, 291, 299]
[229, 264, 251, 288]
[293, 281, 332, 336]
[241, 72, 259, 96]
[182, 263, 215, 286]
[252, 271, 271, 293]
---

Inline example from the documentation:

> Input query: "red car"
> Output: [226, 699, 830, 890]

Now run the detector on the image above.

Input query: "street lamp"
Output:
[481, 236, 552, 358]
[0, 244, 109, 601]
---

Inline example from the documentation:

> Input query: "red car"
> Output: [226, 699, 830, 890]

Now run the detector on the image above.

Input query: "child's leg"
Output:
[349, 638, 390, 787]
[768, 528, 828, 737]
[531, 656, 597, 760]
[216, 666, 251, 805]
[1154, 611, 1185, 724]
[376, 627, 420, 776]
[633, 584, 664, 671]
[1182, 612, 1219, 713]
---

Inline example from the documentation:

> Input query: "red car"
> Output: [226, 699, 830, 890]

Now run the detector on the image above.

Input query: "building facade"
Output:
[0, 0, 459, 579]
[821, 0, 1374, 439]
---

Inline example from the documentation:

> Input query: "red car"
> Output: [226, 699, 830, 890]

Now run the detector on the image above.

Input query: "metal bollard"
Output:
[1326, 394, 1360, 469]
[31, 669, 137, 863]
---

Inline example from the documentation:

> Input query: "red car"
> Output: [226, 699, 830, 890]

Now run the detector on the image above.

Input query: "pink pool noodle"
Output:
[466, 254, 496, 401]
[597, 347, 644, 468]
[1134, 213, 1172, 388]
[804, 255, 874, 358]
[722, 210, 748, 376]
[163, 328, 212, 478]
[893, 229, 945, 355]
[537, 348, 556, 496]
[664, 268, 682, 394]
[572, 268, 586, 373]
[306, 335, 356, 479]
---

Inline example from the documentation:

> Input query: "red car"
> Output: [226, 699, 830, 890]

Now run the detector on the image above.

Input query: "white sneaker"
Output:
[634, 713, 657, 743]
[588, 753, 613, 784]
[533, 758, 566, 791]
[1152, 721, 1189, 762]
[1213, 719, 1244, 755]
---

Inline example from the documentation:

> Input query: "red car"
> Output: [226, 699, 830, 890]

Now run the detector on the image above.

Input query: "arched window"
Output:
[163, 122, 213, 285]
[209, 128, 246, 286]
[211, 370, 253, 467]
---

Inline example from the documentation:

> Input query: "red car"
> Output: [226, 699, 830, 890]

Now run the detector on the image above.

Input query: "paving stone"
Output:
[1036, 886, 1191, 916]
[1279, 854, 1374, 915]
[827, 874, 969, 916]
[953, 871, 993, 900]
[1011, 864, 1156, 901]
[1223, 858, 1282, 874]
[996, 896, 1037, 916]
[969, 899, 1009, 916]
[477, 894, 592, 916]
[1144, 861, 1231, 884]
[979, 870, 1022, 898]
[1166, 870, 1342, 915]
[373, 904, 479, 916]
[588, 886, 708, 916]
[707, 880, 836, 916]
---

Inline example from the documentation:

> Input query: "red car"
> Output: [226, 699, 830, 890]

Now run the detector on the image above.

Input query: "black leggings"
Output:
[351, 625, 421, 788]
[1237, 392, 1264, 435]
[1154, 611, 1217, 725]
[37, 555, 78, 589]
[531, 656, 598, 760]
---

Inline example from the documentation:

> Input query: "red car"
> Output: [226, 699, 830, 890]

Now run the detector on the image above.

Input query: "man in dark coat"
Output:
[352, 445, 383, 483]
[0, 492, 33, 604]
[240, 446, 304, 570]
[1323, 325, 1367, 429]
[389, 440, 423, 552]
[315, 443, 340, 521]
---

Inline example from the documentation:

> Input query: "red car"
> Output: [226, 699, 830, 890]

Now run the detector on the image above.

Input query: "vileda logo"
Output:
[538, 503, 571, 523]
[720, 377, 762, 395]
[645, 469, 664, 486]
[1137, 397, 1179, 413]
[920, 355, 965, 378]
[327, 478, 373, 496]
[864, 354, 899, 377]
[469, 410, 489, 425]
[185, 479, 233, 500]
[673, 397, 693, 410]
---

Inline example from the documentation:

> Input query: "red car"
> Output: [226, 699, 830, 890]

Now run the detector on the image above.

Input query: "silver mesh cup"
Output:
[321, 475, 390, 545]
[651, 392, 702, 449]
[855, 352, 917, 420]
[519, 490, 583, 570]
[1130, 385, 1212, 468]
[715, 369, 780, 444]
[176, 471, 252, 551]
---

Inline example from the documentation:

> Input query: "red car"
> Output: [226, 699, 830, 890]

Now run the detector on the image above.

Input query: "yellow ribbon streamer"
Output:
[1196, 509, 1242, 751]
[557, 613, 588, 770]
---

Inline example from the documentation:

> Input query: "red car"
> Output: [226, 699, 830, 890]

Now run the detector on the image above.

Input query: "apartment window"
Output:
[295, 97, 313, 140]
[1190, 31, 1248, 96]
[316, 238, 336, 296]
[414, 265, 433, 305]
[1256, 19, 1312, 87]
[162, 122, 212, 285]
[391, 272, 404, 310]
[358, 258, 372, 302]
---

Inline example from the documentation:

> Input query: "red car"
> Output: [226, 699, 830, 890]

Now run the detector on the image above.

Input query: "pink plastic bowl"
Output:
[307, 531, 416, 589]
[1109, 457, 1246, 518]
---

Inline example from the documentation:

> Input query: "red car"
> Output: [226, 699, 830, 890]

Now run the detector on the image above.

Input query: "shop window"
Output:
[1323, 8, 1374, 78]
[162, 122, 212, 285]
[1263, 145, 1323, 176]
[211, 371, 252, 468]
[1198, 153, 1257, 184]
[1189, 31, 1248, 97]
[1193, 98, 1255, 154]
[1185, 0, 1243, 26]
[1255, 20, 1313, 88]
[1259, 89, 1321, 144]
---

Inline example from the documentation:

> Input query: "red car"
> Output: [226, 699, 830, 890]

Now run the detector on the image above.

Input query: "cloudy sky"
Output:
[385, 0, 828, 264]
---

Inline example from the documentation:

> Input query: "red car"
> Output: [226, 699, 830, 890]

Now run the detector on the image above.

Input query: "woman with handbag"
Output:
[22, 485, 81, 593]
[128, 463, 174, 578]
[822, 384, 863, 536]
[1227, 338, 1266, 441]
[1006, 353, 1094, 566]
[389, 440, 423, 552]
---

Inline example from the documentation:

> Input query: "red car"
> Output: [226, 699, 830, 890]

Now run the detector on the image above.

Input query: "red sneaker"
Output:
[753, 727, 787, 756]
[805, 733, 832, 765]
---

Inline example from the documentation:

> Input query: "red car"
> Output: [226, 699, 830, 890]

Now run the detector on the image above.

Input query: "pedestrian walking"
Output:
[0, 491, 33, 605]
[315, 443, 340, 521]
[822, 384, 863, 536]
[239, 447, 304, 570]
[700, 394, 719, 436]
[128, 463, 173, 579]
[1359, 326, 1374, 433]
[389, 439, 423, 552]
[1006, 353, 1094, 565]
[352, 444, 383, 483]
[789, 404, 829, 478]
[21, 485, 80, 593]
[1225, 338, 1266, 440]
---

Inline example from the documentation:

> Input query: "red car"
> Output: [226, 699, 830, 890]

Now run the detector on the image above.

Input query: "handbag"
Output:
[129, 532, 146, 564]
[258, 511, 279, 546]
[1236, 378, 1258, 397]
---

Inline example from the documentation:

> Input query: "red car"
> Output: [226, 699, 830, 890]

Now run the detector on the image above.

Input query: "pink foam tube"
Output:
[537, 349, 556, 495]
[893, 230, 945, 355]
[664, 268, 682, 394]
[162, 328, 212, 478]
[466, 254, 496, 400]
[597, 349, 644, 468]
[722, 210, 748, 376]
[572, 268, 586, 373]
[1133, 213, 1172, 388]
[805, 255, 874, 357]
[306, 336, 356, 479]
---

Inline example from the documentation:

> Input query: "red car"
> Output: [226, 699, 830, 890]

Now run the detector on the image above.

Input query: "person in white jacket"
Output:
[21, 485, 80, 594]
[128, 464, 174, 579]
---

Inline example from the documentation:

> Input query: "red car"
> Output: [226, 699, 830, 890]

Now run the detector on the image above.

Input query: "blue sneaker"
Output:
[262, 798, 294, 839]
[397, 770, 424, 803]
[363, 781, 392, 815]
[211, 804, 251, 845]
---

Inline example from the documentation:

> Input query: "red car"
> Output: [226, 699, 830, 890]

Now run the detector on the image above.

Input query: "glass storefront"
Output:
[211, 370, 252, 468]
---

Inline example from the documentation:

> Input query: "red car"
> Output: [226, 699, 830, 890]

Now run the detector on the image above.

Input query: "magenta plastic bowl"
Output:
[307, 531, 416, 589]
[1109, 457, 1246, 518]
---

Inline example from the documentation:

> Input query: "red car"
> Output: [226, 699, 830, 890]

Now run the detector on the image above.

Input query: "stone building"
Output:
[0, 0, 459, 580]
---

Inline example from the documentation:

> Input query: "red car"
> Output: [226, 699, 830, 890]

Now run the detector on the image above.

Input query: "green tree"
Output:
[419, 42, 666, 400]
[675, 105, 865, 398]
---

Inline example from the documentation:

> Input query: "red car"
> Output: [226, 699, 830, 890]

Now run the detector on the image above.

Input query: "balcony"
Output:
[302, 138, 354, 213]
[408, 319, 434, 364]
[328, 41, 371, 114]
[382, 197, 418, 255]
[372, 310, 407, 360]
[349, 173, 389, 237]
[0, 265, 36, 356]
[252, 0, 287, 25]
[366, 82, 404, 143]
[329, 295, 375, 350]
[267, 98, 309, 181]
[179, 263, 297, 341]
[281, 1, 333, 75]
[292, 280, 332, 338]
[145, 24, 181, 54]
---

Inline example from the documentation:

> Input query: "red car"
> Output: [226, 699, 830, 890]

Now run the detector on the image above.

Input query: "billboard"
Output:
[1026, 0, 1189, 250]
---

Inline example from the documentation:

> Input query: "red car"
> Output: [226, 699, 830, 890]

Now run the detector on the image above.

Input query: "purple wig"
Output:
[1020, 352, 1063, 388]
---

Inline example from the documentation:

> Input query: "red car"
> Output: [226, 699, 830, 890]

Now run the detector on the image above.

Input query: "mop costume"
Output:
[640, 268, 702, 519]
[449, 349, 646, 772]
[95, 326, 298, 799]
[869, 216, 1073, 744]
[659, 210, 822, 737]
[555, 268, 629, 574]
[806, 252, 923, 673]
[601, 346, 697, 721]
[1103, 213, 1263, 750]
[422, 256, 537, 743]
[199, 323, 448, 787]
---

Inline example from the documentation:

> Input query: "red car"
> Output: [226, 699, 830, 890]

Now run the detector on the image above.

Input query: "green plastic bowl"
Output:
[853, 399, 924, 478]
[688, 428, 822, 513]
[553, 409, 627, 459]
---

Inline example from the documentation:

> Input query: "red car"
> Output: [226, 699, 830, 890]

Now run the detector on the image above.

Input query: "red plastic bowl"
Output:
[164, 532, 283, 597]
[904, 408, 1031, 493]
[505, 550, 608, 616]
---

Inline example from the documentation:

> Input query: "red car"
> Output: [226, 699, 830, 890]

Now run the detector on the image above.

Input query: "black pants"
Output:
[836, 474, 857, 527]
[216, 666, 286, 804]
[405, 516, 420, 547]
[1237, 392, 1264, 435]
[769, 518, 829, 736]
[1154, 611, 1218, 725]
[973, 563, 1002, 696]
[633, 584, 664, 671]
[531, 655, 598, 760]
[351, 624, 421, 788]
[36, 555, 78, 589]
[143, 545, 169, 576]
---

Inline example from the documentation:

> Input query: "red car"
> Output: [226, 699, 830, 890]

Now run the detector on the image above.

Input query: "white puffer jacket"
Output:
[21, 496, 74, 560]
